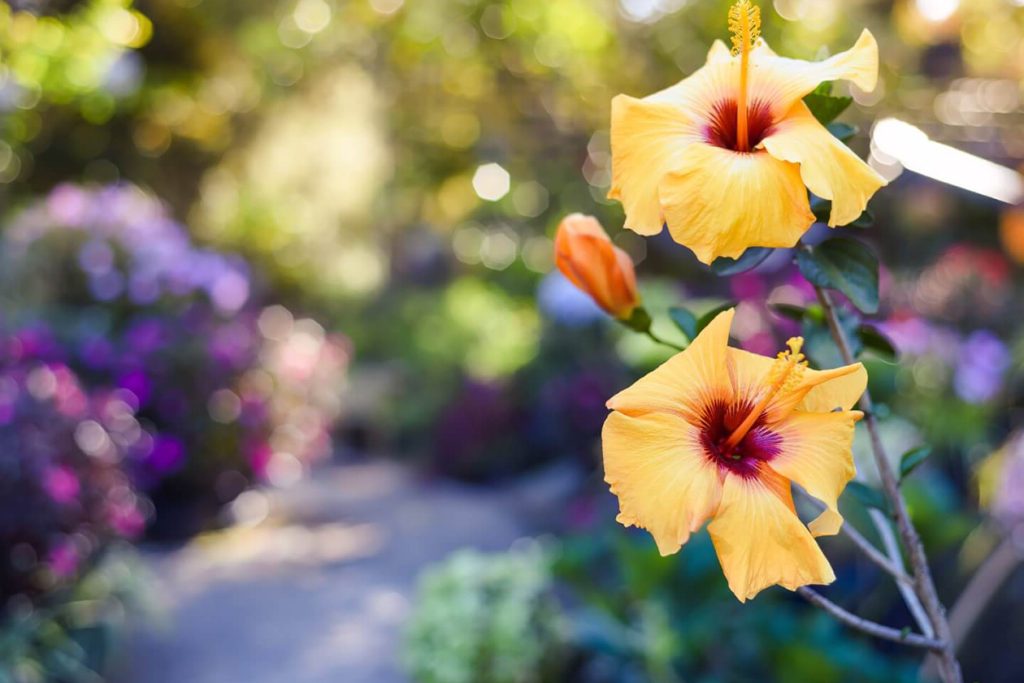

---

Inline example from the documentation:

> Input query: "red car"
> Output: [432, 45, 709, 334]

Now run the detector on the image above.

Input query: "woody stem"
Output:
[812, 284, 962, 683]
[797, 588, 943, 651]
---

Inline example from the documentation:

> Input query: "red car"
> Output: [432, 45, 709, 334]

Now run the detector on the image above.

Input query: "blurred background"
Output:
[0, 0, 1023, 681]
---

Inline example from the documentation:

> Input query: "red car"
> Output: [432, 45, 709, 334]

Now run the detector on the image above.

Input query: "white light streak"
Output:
[870, 118, 1024, 205]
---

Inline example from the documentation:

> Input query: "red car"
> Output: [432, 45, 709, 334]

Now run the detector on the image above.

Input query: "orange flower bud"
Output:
[554, 214, 640, 320]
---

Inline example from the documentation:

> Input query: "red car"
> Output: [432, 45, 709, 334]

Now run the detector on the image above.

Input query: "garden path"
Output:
[109, 460, 572, 683]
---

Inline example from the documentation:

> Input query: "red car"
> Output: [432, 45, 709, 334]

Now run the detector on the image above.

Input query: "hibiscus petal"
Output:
[603, 410, 723, 556]
[607, 308, 734, 418]
[724, 348, 866, 419]
[751, 29, 880, 116]
[705, 39, 732, 64]
[659, 144, 814, 264]
[767, 411, 862, 537]
[708, 464, 835, 602]
[762, 101, 886, 227]
[609, 94, 702, 236]
[798, 363, 868, 414]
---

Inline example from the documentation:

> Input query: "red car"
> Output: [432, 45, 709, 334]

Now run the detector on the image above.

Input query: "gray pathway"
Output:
[110, 461, 545, 683]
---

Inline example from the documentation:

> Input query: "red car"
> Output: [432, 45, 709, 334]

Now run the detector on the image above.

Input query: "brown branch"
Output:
[812, 284, 962, 683]
[868, 509, 935, 639]
[797, 587, 944, 651]
[798, 491, 912, 584]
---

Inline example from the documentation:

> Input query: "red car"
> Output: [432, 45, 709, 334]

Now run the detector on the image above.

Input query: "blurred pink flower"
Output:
[43, 465, 81, 504]
[46, 539, 81, 578]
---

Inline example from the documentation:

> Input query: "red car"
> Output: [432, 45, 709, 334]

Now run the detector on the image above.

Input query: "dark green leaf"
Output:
[850, 208, 875, 228]
[899, 445, 932, 480]
[710, 247, 774, 276]
[796, 239, 880, 314]
[827, 121, 858, 142]
[810, 197, 874, 228]
[810, 197, 832, 223]
[803, 91, 853, 125]
[845, 481, 889, 513]
[668, 307, 697, 341]
[860, 324, 898, 361]
[769, 303, 807, 322]
[695, 301, 737, 337]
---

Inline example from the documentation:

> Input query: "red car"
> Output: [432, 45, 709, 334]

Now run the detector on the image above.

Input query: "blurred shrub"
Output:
[0, 550, 147, 683]
[0, 184, 350, 538]
[403, 543, 564, 683]
[0, 356, 146, 603]
[0, 351, 151, 681]
[553, 528, 920, 683]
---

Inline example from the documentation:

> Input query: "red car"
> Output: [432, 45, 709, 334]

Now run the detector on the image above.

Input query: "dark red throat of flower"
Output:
[705, 99, 775, 153]
[699, 398, 781, 478]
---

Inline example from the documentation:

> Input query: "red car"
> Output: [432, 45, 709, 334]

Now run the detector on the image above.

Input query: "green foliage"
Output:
[710, 247, 774, 276]
[844, 481, 890, 514]
[810, 197, 876, 228]
[797, 239, 880, 314]
[826, 122, 859, 143]
[403, 545, 563, 683]
[0, 550, 148, 683]
[554, 530, 919, 683]
[668, 301, 735, 343]
[624, 306, 653, 333]
[899, 445, 933, 481]
[860, 324, 898, 361]
[668, 307, 698, 342]
[803, 82, 853, 126]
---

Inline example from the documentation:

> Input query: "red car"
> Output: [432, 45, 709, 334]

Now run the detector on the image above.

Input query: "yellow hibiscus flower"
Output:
[608, 0, 887, 264]
[602, 309, 867, 601]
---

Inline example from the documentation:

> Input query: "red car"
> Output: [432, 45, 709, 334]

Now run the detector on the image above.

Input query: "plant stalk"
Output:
[812, 285, 962, 683]
[797, 588, 943, 650]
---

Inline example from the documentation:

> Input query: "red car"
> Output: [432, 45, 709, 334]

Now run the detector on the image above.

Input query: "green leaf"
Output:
[796, 238, 880, 314]
[859, 324, 898, 361]
[845, 481, 889, 513]
[810, 197, 874, 228]
[899, 445, 932, 480]
[810, 196, 832, 223]
[850, 208, 875, 229]
[769, 303, 807, 322]
[827, 121, 858, 142]
[695, 301, 737, 337]
[710, 247, 774, 276]
[668, 307, 697, 341]
[803, 88, 853, 126]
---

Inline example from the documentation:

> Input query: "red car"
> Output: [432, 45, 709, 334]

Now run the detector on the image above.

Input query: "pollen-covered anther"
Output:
[728, 0, 762, 57]
[722, 336, 807, 450]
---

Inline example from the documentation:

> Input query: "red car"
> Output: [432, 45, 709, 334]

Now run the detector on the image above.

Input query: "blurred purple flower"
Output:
[537, 272, 604, 327]
[46, 540, 81, 579]
[147, 435, 185, 474]
[954, 330, 1009, 404]
[43, 465, 81, 504]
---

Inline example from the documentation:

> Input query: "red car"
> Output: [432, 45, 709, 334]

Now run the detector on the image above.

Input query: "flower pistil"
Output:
[728, 0, 762, 152]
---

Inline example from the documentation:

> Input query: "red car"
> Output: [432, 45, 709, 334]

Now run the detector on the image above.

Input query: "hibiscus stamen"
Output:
[722, 337, 805, 451]
[728, 0, 761, 153]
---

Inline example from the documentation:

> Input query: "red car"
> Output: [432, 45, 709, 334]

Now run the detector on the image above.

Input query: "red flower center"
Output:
[698, 398, 781, 477]
[704, 99, 775, 153]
